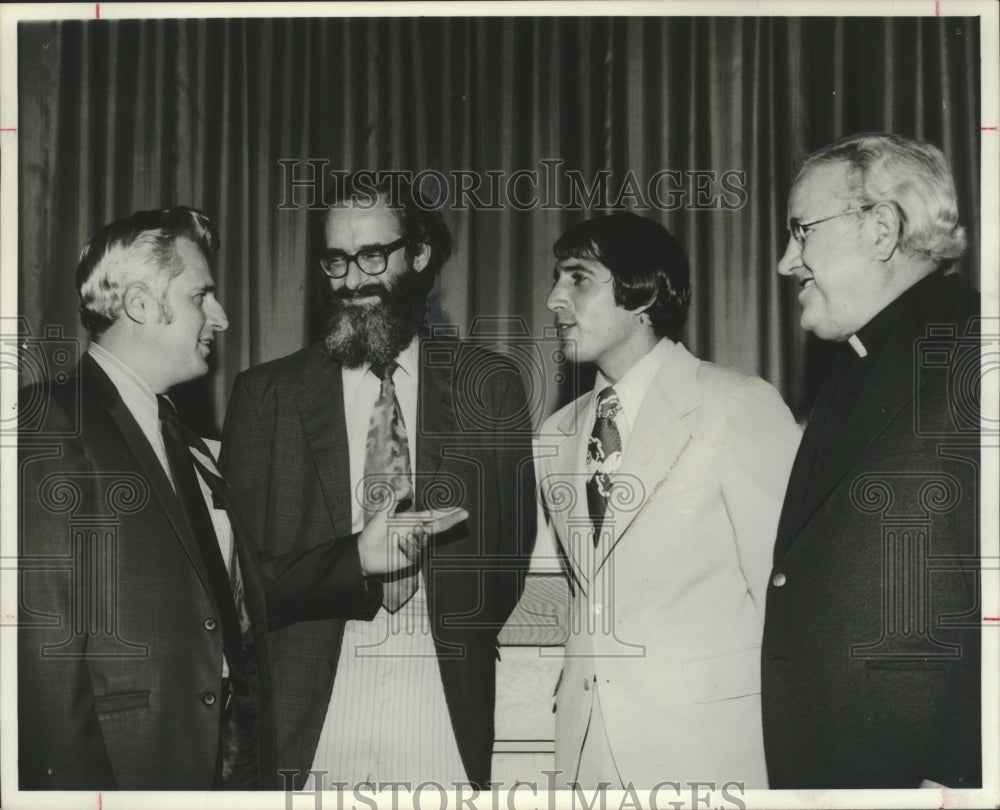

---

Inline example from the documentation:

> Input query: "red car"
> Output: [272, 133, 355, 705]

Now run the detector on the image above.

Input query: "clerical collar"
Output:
[847, 269, 945, 359]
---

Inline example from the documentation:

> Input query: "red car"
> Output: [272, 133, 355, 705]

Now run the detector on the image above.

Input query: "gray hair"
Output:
[76, 206, 219, 338]
[797, 133, 967, 268]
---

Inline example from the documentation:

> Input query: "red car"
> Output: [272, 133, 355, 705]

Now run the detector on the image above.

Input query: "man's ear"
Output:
[411, 242, 431, 273]
[629, 295, 657, 322]
[123, 283, 151, 324]
[870, 201, 901, 262]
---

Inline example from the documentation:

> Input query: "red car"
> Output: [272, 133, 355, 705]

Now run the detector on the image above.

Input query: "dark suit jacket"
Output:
[220, 339, 536, 789]
[17, 354, 275, 790]
[18, 354, 375, 790]
[761, 271, 981, 788]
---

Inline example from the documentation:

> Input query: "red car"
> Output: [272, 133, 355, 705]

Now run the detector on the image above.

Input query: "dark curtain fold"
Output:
[18, 16, 981, 434]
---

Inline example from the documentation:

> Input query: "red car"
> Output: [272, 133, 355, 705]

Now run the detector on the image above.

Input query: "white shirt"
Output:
[310, 337, 467, 788]
[591, 337, 673, 455]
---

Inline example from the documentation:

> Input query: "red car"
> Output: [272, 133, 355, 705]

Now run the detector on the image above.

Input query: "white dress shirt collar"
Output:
[592, 338, 673, 426]
[88, 342, 161, 436]
[341, 336, 419, 393]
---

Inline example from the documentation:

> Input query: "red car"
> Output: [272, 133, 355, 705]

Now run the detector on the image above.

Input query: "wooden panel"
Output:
[491, 753, 556, 787]
[495, 646, 561, 741]
[498, 572, 570, 647]
[493, 572, 568, 783]
[493, 646, 561, 786]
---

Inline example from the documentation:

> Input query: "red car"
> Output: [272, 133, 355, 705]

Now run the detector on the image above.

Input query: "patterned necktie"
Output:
[364, 362, 418, 613]
[585, 386, 623, 545]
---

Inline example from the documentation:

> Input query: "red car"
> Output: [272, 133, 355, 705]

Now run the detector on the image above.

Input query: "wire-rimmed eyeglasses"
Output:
[319, 236, 408, 279]
[789, 205, 874, 246]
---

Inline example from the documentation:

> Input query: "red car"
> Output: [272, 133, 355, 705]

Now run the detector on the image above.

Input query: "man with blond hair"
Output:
[18, 207, 461, 790]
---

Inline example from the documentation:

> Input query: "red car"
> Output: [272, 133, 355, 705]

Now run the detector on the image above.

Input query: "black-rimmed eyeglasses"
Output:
[789, 205, 874, 246]
[319, 237, 408, 279]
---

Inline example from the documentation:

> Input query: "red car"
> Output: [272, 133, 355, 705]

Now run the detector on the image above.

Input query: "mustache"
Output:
[332, 284, 389, 302]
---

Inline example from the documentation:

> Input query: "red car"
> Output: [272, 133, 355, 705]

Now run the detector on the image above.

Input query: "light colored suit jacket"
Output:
[537, 340, 801, 788]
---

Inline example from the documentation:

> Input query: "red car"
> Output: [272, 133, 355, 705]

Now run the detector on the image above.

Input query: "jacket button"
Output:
[772, 572, 787, 587]
[583, 679, 591, 691]
[202, 691, 216, 706]
[203, 617, 217, 631]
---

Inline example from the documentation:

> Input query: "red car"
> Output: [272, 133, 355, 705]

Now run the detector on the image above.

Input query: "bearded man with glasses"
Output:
[220, 174, 535, 791]
[762, 133, 982, 789]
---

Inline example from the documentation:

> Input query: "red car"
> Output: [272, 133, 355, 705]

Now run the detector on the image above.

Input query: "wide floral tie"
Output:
[585, 386, 623, 545]
[364, 362, 418, 612]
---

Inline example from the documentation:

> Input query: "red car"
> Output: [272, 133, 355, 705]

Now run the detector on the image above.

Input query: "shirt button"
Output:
[203, 617, 217, 631]
[202, 691, 216, 706]
[772, 572, 787, 587]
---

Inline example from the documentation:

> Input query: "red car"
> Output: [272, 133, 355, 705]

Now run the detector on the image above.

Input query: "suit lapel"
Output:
[82, 354, 215, 597]
[414, 339, 450, 508]
[777, 316, 922, 558]
[189, 452, 269, 641]
[771, 433, 818, 562]
[544, 399, 594, 593]
[593, 342, 699, 575]
[294, 347, 355, 537]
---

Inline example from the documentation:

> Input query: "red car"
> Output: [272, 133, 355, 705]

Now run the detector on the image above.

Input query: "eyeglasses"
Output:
[789, 205, 874, 246]
[319, 236, 408, 279]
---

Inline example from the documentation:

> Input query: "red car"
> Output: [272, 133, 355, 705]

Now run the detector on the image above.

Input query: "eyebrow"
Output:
[553, 261, 598, 276]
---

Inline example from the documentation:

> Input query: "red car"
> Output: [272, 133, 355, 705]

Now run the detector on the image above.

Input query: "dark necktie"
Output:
[364, 363, 418, 613]
[586, 386, 623, 545]
[156, 395, 259, 788]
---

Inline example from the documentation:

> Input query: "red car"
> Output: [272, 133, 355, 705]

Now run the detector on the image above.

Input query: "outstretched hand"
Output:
[358, 487, 468, 576]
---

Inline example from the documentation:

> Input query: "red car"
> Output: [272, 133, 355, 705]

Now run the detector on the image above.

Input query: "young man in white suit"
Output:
[537, 213, 801, 789]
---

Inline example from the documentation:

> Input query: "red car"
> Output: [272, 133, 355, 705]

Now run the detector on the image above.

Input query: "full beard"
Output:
[322, 269, 430, 368]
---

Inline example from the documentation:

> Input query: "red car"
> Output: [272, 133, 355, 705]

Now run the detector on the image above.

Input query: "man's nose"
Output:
[208, 298, 229, 331]
[546, 283, 566, 313]
[343, 259, 365, 290]
[776, 238, 801, 277]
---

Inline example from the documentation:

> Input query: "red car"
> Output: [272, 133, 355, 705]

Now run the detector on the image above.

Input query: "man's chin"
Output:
[322, 270, 429, 367]
[802, 318, 848, 343]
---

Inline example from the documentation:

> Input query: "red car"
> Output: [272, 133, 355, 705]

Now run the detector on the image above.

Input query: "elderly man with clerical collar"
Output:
[762, 133, 982, 789]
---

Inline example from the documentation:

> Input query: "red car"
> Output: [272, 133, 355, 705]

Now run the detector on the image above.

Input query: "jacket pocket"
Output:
[681, 646, 761, 703]
[93, 690, 150, 715]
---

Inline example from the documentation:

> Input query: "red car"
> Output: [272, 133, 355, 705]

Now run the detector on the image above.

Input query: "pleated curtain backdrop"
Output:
[17, 16, 981, 434]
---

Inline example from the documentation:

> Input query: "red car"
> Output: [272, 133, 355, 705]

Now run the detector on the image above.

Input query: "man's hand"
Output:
[358, 490, 468, 576]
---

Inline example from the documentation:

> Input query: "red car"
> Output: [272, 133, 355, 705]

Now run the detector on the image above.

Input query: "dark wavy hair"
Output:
[553, 212, 691, 342]
[321, 171, 454, 298]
